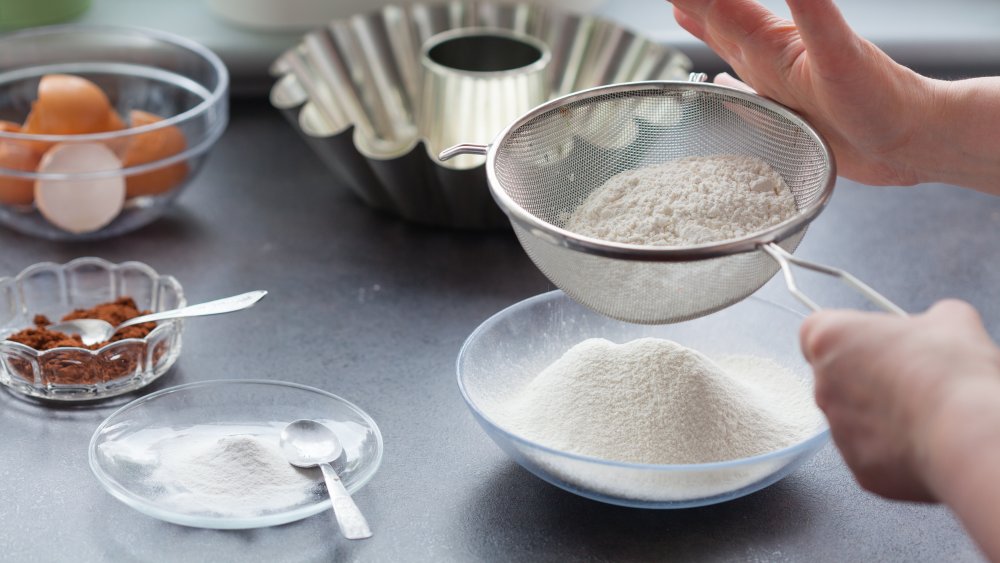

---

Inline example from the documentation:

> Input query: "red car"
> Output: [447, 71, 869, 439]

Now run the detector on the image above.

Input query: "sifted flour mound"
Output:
[565, 155, 797, 246]
[149, 432, 321, 517]
[495, 338, 823, 465]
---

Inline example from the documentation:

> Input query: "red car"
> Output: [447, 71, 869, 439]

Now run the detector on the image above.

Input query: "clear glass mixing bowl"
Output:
[0, 25, 228, 240]
[457, 290, 830, 508]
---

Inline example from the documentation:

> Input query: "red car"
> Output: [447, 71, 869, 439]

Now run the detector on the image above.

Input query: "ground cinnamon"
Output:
[7, 297, 155, 350]
[5, 297, 165, 385]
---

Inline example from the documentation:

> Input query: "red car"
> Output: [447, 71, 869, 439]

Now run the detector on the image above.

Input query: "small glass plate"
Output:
[89, 379, 383, 529]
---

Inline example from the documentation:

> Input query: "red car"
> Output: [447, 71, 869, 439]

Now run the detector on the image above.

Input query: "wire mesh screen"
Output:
[491, 84, 833, 323]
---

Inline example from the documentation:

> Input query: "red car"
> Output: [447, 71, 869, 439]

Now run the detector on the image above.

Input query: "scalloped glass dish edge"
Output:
[0, 257, 186, 403]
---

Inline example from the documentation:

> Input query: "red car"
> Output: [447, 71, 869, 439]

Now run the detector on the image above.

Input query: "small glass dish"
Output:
[89, 379, 384, 529]
[0, 257, 185, 402]
[0, 25, 229, 240]
[457, 290, 830, 509]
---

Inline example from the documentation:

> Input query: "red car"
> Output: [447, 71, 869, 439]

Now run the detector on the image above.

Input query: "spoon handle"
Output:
[116, 290, 268, 332]
[319, 462, 373, 540]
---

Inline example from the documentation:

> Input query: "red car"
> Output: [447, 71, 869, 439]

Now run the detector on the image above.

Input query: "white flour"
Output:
[565, 155, 797, 245]
[495, 338, 822, 465]
[101, 424, 322, 518]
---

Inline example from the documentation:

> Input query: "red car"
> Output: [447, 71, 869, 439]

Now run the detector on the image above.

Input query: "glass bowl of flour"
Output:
[88, 379, 383, 528]
[457, 290, 830, 508]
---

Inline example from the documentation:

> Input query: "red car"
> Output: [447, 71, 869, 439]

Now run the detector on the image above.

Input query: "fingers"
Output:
[705, 0, 792, 45]
[671, 0, 801, 88]
[923, 299, 999, 354]
[800, 308, 913, 376]
[801, 299, 991, 368]
[667, 0, 709, 18]
[672, 5, 706, 42]
[784, 0, 863, 77]
[925, 298, 983, 326]
[713, 72, 756, 92]
[800, 309, 868, 364]
[671, 3, 744, 65]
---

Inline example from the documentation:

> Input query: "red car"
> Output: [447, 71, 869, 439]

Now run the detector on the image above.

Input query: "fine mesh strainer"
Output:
[441, 79, 904, 324]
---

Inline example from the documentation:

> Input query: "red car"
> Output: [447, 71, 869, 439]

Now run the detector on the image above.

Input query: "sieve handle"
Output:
[761, 243, 906, 316]
[439, 143, 489, 161]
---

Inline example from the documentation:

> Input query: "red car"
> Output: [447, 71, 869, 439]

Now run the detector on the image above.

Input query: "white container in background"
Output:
[208, 0, 606, 31]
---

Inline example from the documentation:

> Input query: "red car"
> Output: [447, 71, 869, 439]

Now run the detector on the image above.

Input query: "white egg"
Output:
[35, 143, 125, 234]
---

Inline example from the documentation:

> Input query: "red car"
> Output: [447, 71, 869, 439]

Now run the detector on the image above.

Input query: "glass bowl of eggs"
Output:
[0, 25, 228, 240]
[457, 290, 831, 508]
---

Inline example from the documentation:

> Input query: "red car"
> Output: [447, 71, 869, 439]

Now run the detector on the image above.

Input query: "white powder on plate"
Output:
[564, 155, 797, 246]
[101, 424, 322, 518]
[494, 337, 823, 465]
[152, 432, 320, 517]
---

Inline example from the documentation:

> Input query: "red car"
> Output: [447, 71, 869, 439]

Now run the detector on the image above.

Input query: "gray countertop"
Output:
[0, 99, 993, 562]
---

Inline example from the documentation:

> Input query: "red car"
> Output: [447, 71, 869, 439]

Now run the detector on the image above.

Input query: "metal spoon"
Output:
[279, 419, 373, 540]
[47, 290, 268, 346]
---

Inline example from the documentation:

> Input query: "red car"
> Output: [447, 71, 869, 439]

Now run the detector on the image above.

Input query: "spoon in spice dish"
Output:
[48, 290, 268, 346]
[280, 419, 373, 540]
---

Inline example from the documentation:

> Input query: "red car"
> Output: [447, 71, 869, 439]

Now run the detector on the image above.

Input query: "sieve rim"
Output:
[484, 80, 837, 262]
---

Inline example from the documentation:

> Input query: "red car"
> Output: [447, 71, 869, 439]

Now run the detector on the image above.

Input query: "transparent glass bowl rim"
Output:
[456, 290, 832, 472]
[0, 24, 230, 180]
[0, 257, 184, 357]
[87, 379, 385, 528]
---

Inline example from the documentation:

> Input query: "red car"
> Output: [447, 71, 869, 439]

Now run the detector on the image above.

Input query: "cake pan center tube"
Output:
[418, 28, 551, 171]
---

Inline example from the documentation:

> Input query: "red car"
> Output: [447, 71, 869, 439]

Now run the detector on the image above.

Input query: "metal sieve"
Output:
[441, 78, 903, 324]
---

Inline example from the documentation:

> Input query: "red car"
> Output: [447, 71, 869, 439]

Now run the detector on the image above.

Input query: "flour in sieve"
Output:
[564, 155, 797, 245]
[494, 338, 823, 465]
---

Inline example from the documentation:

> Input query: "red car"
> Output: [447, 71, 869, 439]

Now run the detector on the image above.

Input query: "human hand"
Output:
[668, 0, 941, 187]
[800, 300, 1000, 502]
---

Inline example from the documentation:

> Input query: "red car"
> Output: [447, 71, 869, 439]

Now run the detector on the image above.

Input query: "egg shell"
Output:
[122, 110, 188, 198]
[0, 140, 42, 206]
[34, 143, 125, 234]
[22, 75, 122, 136]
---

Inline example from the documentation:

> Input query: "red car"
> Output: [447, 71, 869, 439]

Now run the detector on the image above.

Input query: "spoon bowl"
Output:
[280, 419, 372, 540]
[280, 419, 346, 469]
[48, 290, 267, 346]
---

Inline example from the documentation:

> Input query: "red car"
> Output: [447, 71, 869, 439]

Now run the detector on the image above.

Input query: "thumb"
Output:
[714, 72, 757, 93]
[799, 311, 828, 364]
[799, 309, 870, 364]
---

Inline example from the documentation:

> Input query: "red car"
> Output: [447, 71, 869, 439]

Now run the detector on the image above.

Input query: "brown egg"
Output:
[106, 110, 125, 129]
[0, 139, 41, 206]
[122, 110, 188, 198]
[22, 75, 123, 136]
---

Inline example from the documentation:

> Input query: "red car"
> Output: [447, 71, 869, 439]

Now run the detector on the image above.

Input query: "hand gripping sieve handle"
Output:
[761, 243, 906, 316]
[438, 143, 489, 161]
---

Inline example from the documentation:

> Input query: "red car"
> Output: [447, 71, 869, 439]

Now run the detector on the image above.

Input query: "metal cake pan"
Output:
[270, 2, 692, 229]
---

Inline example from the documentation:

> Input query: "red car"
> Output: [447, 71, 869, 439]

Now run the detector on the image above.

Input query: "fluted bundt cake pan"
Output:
[270, 2, 691, 229]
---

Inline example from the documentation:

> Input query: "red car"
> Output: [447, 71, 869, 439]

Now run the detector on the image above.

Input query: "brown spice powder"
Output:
[5, 297, 166, 386]
[7, 297, 156, 350]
